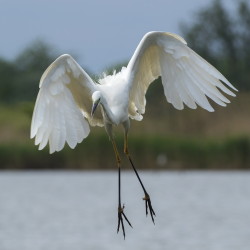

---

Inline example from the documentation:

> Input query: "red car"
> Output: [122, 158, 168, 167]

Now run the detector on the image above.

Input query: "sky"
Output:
[0, 0, 235, 74]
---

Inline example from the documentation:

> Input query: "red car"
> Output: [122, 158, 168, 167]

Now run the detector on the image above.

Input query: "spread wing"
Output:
[30, 54, 104, 154]
[126, 31, 237, 119]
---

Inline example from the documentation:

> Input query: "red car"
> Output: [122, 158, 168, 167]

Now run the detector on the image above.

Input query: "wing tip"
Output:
[220, 79, 238, 93]
[30, 130, 35, 139]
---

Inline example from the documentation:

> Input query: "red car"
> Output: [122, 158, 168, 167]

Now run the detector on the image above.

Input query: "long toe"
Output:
[117, 205, 132, 239]
[147, 199, 156, 224]
[143, 194, 156, 224]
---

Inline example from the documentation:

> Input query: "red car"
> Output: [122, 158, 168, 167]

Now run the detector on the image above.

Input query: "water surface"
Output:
[0, 171, 249, 250]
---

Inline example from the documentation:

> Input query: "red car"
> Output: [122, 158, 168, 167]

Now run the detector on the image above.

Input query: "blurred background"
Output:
[0, 0, 250, 249]
[0, 1, 250, 169]
[0, 0, 250, 170]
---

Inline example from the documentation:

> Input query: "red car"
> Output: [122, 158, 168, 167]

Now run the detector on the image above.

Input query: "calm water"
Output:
[0, 171, 249, 250]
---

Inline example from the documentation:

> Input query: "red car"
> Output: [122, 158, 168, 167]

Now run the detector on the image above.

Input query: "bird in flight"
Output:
[30, 31, 237, 238]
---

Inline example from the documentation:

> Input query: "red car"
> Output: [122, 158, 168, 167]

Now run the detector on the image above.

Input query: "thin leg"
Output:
[111, 139, 132, 239]
[124, 133, 156, 224]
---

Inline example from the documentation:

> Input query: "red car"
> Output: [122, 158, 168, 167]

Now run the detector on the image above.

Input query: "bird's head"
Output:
[91, 91, 101, 116]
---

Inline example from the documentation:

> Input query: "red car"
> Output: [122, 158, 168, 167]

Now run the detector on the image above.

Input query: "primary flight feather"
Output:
[30, 31, 237, 238]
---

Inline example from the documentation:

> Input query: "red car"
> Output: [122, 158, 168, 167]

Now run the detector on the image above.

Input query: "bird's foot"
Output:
[143, 193, 156, 224]
[117, 204, 132, 239]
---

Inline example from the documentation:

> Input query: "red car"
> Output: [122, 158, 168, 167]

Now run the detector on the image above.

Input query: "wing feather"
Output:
[31, 54, 103, 153]
[126, 31, 237, 118]
[184, 59, 229, 106]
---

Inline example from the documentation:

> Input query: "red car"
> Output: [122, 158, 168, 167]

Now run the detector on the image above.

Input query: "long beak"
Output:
[91, 101, 99, 117]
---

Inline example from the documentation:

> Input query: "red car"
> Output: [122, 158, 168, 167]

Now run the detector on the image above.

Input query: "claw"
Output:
[117, 204, 132, 239]
[117, 205, 133, 239]
[143, 193, 156, 224]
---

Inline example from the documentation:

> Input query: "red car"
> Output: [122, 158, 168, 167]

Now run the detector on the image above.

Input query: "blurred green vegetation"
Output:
[0, 0, 250, 170]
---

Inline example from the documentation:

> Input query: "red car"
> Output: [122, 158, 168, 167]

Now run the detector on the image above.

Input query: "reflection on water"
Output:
[0, 171, 250, 250]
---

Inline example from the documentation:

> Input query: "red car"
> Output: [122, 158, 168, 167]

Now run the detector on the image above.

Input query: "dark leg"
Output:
[111, 139, 132, 239]
[124, 133, 156, 224]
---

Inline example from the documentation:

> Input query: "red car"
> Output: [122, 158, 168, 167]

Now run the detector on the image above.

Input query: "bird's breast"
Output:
[98, 77, 130, 125]
[110, 104, 128, 125]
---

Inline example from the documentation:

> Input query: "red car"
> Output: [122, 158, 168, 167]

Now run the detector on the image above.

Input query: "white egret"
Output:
[30, 31, 237, 238]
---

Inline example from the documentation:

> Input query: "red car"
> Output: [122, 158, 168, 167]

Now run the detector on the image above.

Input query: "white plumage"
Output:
[31, 31, 237, 153]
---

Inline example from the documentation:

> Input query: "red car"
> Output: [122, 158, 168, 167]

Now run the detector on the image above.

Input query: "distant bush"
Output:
[0, 134, 249, 170]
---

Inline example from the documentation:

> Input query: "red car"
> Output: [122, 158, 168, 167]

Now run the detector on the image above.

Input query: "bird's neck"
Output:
[100, 99, 117, 125]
